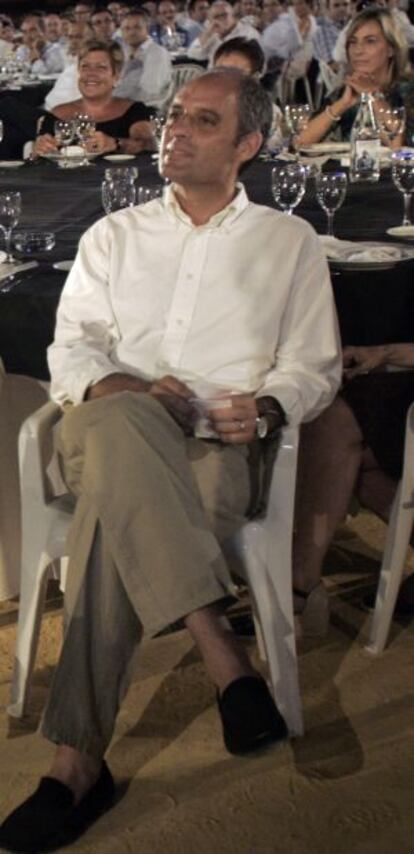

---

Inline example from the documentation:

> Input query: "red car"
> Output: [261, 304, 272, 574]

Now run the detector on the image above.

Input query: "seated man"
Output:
[0, 69, 340, 853]
[15, 14, 65, 75]
[114, 9, 172, 109]
[312, 0, 351, 67]
[188, 0, 260, 64]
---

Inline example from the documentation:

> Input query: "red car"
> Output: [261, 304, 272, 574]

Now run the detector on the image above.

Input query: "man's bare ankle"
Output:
[49, 745, 102, 804]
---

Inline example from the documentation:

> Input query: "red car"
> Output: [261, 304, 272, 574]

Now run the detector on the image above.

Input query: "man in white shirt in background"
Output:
[16, 14, 65, 75]
[188, 0, 259, 63]
[313, 0, 351, 66]
[44, 20, 91, 111]
[261, 1, 301, 61]
[90, 8, 117, 44]
[180, 0, 211, 44]
[0, 68, 340, 853]
[114, 9, 172, 109]
[44, 14, 63, 46]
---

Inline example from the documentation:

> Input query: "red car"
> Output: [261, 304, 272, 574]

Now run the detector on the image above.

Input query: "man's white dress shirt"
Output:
[188, 20, 260, 65]
[15, 42, 65, 75]
[44, 59, 80, 110]
[48, 185, 341, 424]
[114, 38, 172, 108]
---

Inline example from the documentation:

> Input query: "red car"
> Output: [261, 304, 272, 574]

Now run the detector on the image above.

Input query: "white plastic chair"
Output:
[9, 402, 302, 733]
[162, 61, 205, 110]
[366, 401, 414, 654]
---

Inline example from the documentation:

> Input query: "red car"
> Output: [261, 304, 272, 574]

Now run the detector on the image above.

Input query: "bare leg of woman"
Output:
[292, 396, 364, 608]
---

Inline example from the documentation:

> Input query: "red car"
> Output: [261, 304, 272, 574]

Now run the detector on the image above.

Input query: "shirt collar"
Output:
[164, 182, 249, 229]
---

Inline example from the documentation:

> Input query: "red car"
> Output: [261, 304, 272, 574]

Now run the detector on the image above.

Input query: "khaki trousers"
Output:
[41, 392, 250, 757]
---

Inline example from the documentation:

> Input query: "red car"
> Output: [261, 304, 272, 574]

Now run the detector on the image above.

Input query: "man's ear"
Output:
[237, 130, 263, 165]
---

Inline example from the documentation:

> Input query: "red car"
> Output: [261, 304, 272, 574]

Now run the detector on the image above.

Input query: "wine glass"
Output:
[101, 179, 136, 214]
[375, 105, 406, 147]
[284, 104, 311, 150]
[54, 119, 74, 168]
[391, 149, 414, 225]
[74, 114, 96, 166]
[271, 163, 307, 215]
[0, 191, 21, 262]
[316, 171, 347, 236]
[104, 166, 138, 184]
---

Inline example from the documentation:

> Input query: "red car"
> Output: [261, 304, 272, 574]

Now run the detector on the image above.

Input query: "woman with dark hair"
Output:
[34, 40, 155, 157]
[296, 7, 414, 146]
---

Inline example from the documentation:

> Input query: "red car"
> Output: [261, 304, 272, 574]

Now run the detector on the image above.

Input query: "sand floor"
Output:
[0, 512, 413, 854]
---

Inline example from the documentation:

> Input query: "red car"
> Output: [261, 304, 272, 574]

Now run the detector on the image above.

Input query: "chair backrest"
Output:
[163, 62, 205, 110]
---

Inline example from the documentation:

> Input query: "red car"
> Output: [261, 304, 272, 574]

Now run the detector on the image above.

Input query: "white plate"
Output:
[43, 149, 96, 164]
[386, 225, 414, 241]
[53, 260, 74, 272]
[0, 160, 24, 168]
[104, 154, 136, 162]
[328, 242, 414, 270]
[300, 142, 350, 156]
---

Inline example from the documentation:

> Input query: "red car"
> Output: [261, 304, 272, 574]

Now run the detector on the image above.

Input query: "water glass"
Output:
[74, 114, 96, 166]
[271, 163, 307, 215]
[391, 149, 414, 225]
[284, 104, 311, 148]
[0, 191, 21, 261]
[54, 119, 75, 168]
[136, 186, 163, 204]
[104, 166, 138, 183]
[13, 231, 55, 255]
[101, 179, 136, 214]
[316, 171, 347, 236]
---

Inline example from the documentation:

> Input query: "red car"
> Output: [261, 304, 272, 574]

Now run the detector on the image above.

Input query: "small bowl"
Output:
[13, 231, 56, 254]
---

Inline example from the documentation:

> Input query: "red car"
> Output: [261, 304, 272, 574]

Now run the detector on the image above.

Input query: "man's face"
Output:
[328, 0, 351, 23]
[240, 0, 258, 16]
[74, 4, 92, 23]
[121, 15, 148, 46]
[292, 0, 311, 19]
[209, 3, 235, 37]
[21, 19, 42, 46]
[160, 76, 254, 187]
[108, 2, 123, 22]
[158, 1, 177, 27]
[91, 11, 115, 41]
[192, 1, 210, 23]
[262, 0, 283, 25]
[68, 22, 86, 54]
[44, 14, 61, 42]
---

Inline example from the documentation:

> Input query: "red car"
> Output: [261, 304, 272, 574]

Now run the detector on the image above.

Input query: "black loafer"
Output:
[217, 676, 288, 756]
[0, 760, 115, 853]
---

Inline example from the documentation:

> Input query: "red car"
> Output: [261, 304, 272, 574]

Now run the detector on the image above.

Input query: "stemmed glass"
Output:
[315, 171, 347, 236]
[54, 119, 75, 168]
[271, 163, 307, 215]
[284, 104, 311, 150]
[375, 105, 406, 148]
[0, 191, 21, 262]
[101, 179, 136, 214]
[74, 114, 96, 166]
[150, 113, 165, 155]
[391, 149, 414, 225]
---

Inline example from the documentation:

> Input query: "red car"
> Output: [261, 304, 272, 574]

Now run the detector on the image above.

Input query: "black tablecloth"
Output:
[0, 154, 413, 379]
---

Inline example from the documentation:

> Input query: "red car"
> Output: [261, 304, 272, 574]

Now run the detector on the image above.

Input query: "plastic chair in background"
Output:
[366, 402, 414, 654]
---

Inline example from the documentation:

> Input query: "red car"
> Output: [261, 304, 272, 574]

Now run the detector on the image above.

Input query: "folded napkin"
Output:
[319, 236, 403, 263]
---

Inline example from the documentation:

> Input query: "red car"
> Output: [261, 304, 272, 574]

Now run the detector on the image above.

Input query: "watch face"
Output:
[256, 415, 268, 439]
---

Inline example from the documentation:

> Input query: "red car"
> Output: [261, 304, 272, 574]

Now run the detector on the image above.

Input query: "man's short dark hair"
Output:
[214, 37, 265, 76]
[203, 68, 273, 145]
[122, 8, 151, 24]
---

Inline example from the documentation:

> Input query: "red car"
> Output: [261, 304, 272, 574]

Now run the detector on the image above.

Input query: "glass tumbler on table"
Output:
[375, 105, 406, 147]
[101, 178, 136, 213]
[284, 104, 311, 150]
[315, 171, 347, 236]
[74, 114, 96, 165]
[0, 191, 21, 262]
[391, 149, 414, 225]
[271, 162, 307, 215]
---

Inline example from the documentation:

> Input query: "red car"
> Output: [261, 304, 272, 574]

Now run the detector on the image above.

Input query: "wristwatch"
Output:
[255, 396, 287, 440]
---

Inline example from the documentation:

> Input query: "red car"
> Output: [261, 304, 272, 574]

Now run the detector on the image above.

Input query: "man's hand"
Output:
[149, 374, 195, 434]
[85, 372, 150, 400]
[207, 394, 259, 444]
[342, 345, 388, 379]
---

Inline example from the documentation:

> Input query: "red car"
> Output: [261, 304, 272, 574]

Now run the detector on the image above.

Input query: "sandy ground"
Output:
[0, 512, 413, 854]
